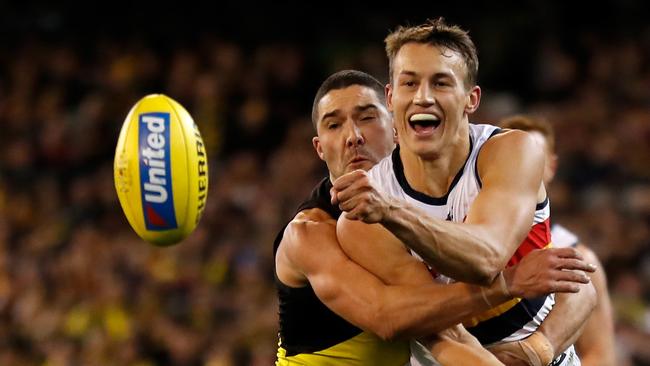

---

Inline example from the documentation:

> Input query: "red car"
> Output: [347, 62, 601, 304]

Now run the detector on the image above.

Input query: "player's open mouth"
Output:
[408, 113, 441, 135]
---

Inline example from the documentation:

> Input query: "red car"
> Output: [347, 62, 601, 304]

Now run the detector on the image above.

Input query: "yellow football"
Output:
[114, 94, 208, 246]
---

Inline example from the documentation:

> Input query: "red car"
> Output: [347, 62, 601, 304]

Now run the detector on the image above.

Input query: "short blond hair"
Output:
[385, 17, 479, 88]
[499, 115, 556, 152]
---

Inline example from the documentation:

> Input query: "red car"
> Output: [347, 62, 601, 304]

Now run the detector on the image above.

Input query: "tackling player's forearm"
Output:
[374, 280, 509, 340]
[381, 199, 502, 285]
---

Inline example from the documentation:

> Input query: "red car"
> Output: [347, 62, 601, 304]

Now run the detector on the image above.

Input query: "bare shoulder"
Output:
[276, 208, 338, 286]
[283, 208, 336, 252]
[482, 129, 541, 156]
[478, 129, 544, 174]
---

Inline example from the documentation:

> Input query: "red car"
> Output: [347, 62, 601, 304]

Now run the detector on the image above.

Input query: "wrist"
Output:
[481, 273, 512, 308]
[379, 196, 402, 225]
[521, 332, 555, 366]
[502, 267, 520, 298]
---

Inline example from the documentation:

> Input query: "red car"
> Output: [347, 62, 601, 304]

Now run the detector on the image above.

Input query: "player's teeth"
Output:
[410, 114, 438, 122]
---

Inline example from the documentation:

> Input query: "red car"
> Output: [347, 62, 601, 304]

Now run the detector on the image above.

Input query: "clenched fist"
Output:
[331, 169, 392, 223]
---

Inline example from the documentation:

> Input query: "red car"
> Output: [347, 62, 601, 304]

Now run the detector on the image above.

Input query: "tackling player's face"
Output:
[313, 85, 395, 180]
[387, 42, 481, 159]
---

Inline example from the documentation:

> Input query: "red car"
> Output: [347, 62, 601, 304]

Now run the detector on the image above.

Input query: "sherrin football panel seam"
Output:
[165, 96, 191, 236]
[167, 97, 209, 238]
[116, 102, 146, 237]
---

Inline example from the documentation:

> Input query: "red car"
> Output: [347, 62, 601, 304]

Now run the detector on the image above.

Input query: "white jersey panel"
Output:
[551, 224, 579, 248]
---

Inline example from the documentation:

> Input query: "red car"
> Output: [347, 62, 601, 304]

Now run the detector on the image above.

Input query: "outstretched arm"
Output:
[332, 130, 546, 284]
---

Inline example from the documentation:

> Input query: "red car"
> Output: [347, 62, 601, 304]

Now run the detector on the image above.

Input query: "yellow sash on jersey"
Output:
[276, 331, 409, 366]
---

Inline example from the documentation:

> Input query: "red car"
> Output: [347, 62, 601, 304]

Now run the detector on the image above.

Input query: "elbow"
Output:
[366, 305, 404, 342]
[455, 265, 497, 286]
[481, 242, 511, 284]
[375, 324, 399, 342]
[475, 265, 501, 287]
[375, 322, 412, 342]
[465, 258, 502, 286]
[445, 256, 498, 286]
[366, 315, 399, 342]
[462, 239, 505, 286]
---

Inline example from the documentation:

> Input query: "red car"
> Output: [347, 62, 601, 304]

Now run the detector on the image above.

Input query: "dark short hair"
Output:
[311, 70, 385, 129]
[385, 17, 478, 89]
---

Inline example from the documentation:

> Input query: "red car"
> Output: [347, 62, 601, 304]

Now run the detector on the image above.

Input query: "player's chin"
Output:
[408, 141, 442, 159]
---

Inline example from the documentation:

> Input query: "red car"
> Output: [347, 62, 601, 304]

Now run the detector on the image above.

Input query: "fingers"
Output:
[330, 170, 370, 206]
[339, 196, 362, 215]
[550, 281, 580, 293]
[335, 181, 371, 205]
[543, 271, 588, 293]
[330, 187, 339, 205]
[331, 184, 363, 206]
[533, 248, 597, 273]
[345, 211, 361, 221]
[344, 208, 374, 222]
[331, 169, 366, 191]
[545, 247, 583, 260]
[554, 257, 597, 273]
[554, 269, 590, 284]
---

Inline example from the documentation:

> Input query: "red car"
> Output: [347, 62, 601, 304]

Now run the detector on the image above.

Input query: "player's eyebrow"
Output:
[320, 109, 341, 122]
[320, 104, 379, 123]
[355, 104, 378, 112]
[398, 70, 418, 77]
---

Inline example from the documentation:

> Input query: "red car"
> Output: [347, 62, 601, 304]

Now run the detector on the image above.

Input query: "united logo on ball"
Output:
[114, 94, 208, 246]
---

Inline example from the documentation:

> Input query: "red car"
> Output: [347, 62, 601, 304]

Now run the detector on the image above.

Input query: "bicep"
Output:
[286, 222, 392, 329]
[467, 131, 545, 262]
[336, 215, 433, 286]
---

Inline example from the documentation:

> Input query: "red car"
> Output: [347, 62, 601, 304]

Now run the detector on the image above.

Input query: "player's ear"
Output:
[465, 85, 481, 114]
[312, 136, 325, 161]
[385, 83, 394, 113]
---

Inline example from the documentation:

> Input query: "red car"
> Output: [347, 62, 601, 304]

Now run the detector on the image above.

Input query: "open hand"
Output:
[504, 247, 596, 298]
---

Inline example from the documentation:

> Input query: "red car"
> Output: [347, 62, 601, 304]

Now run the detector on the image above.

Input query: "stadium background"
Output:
[0, 1, 649, 365]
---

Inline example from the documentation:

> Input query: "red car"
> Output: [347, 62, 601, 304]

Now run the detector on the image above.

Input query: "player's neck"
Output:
[399, 133, 470, 198]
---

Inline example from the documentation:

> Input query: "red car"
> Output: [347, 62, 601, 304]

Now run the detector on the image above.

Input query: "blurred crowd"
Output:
[0, 12, 649, 366]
